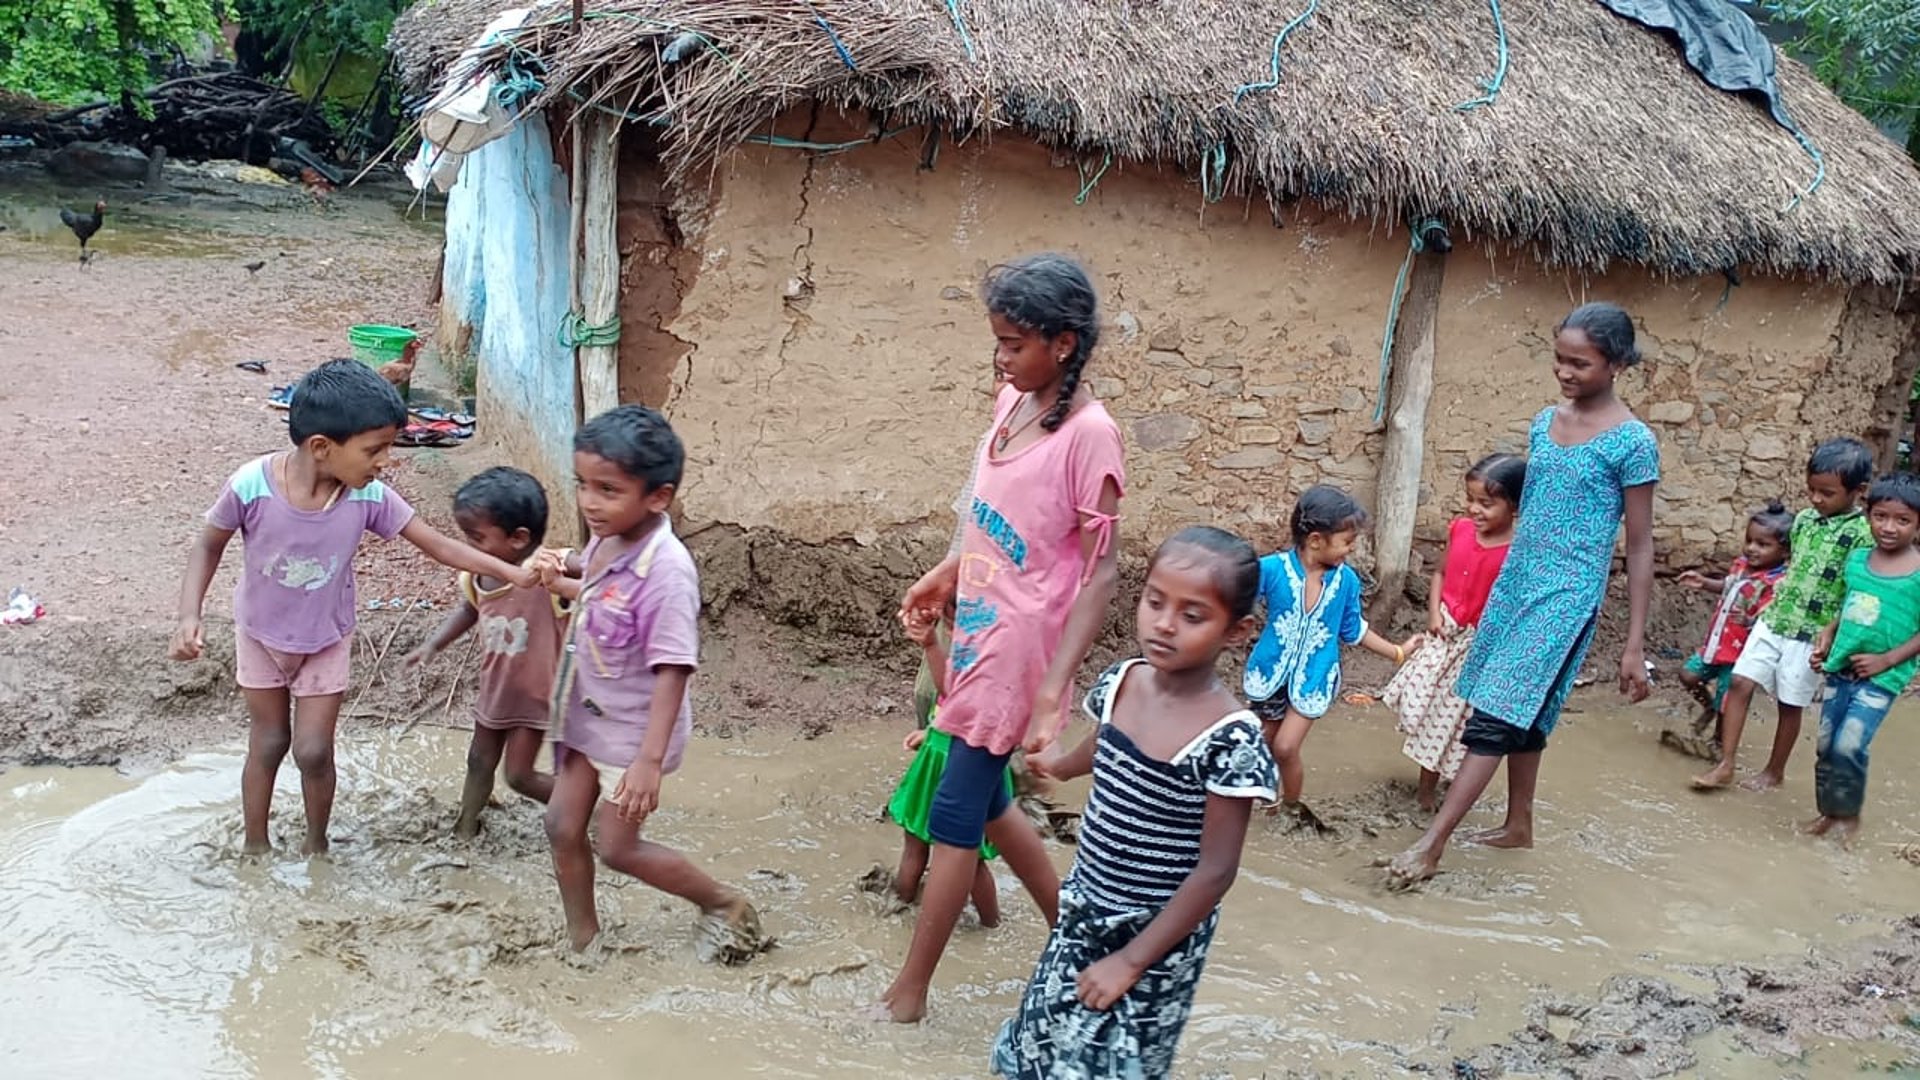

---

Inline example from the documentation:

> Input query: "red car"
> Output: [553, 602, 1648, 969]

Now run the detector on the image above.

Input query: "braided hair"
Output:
[981, 253, 1101, 432]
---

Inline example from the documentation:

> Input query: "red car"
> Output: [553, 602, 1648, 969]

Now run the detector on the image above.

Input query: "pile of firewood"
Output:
[1, 69, 336, 163]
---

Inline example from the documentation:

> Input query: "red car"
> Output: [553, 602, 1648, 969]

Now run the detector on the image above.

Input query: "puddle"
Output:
[4, 701, 1919, 1077]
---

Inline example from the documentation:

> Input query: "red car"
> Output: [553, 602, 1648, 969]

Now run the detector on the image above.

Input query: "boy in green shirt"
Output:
[1808, 472, 1920, 846]
[1695, 437, 1873, 791]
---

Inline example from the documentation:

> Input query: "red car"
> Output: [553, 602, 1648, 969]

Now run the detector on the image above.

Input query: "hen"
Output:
[59, 198, 106, 264]
[379, 337, 420, 389]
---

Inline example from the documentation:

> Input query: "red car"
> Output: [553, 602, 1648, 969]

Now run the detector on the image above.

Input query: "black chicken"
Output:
[59, 198, 106, 264]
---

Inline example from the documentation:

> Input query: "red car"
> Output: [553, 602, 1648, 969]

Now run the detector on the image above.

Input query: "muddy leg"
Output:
[240, 688, 294, 855]
[544, 753, 601, 950]
[1270, 708, 1316, 807]
[984, 801, 1060, 927]
[1743, 703, 1803, 792]
[592, 803, 743, 915]
[1691, 676, 1758, 789]
[499, 727, 555, 804]
[288, 693, 343, 856]
[1385, 751, 1502, 884]
[894, 834, 929, 905]
[876, 840, 977, 1023]
[1469, 750, 1538, 849]
[1416, 769, 1440, 814]
[458, 725, 506, 839]
[969, 859, 1001, 929]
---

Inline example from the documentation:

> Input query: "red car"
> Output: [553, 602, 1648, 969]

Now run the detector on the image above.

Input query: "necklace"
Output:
[993, 393, 1045, 454]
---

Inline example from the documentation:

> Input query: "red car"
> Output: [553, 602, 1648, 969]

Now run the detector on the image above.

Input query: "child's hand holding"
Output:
[1398, 635, 1426, 663]
[1850, 652, 1895, 679]
[903, 729, 927, 753]
[902, 608, 937, 647]
[1076, 953, 1145, 1011]
[1810, 625, 1837, 668]
[167, 618, 204, 662]
[1427, 610, 1446, 637]
[1677, 569, 1710, 591]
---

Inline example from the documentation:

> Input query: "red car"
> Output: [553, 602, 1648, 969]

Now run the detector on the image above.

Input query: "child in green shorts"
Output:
[887, 600, 1006, 926]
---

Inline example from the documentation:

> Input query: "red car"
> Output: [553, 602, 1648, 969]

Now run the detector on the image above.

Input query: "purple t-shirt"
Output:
[552, 523, 698, 772]
[206, 455, 414, 653]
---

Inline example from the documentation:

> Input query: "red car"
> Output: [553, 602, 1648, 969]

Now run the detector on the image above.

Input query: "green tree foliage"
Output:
[1764, 0, 1920, 158]
[233, 0, 406, 66]
[0, 0, 217, 105]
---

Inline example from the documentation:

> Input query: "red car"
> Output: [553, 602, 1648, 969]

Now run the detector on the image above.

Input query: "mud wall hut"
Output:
[392, 0, 1920, 629]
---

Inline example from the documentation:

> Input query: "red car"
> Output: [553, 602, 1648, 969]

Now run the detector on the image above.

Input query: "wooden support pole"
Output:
[1369, 250, 1448, 624]
[578, 110, 622, 418]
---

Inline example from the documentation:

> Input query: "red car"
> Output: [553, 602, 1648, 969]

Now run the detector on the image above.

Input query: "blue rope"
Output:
[810, 6, 857, 71]
[559, 311, 622, 349]
[744, 127, 917, 152]
[1201, 141, 1229, 204]
[492, 49, 547, 109]
[1231, 0, 1320, 105]
[1783, 131, 1826, 211]
[1374, 220, 1442, 422]
[945, 0, 978, 62]
[1453, 0, 1509, 111]
[1075, 150, 1112, 204]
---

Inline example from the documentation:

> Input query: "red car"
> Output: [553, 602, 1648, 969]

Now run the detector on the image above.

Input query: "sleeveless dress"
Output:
[1454, 408, 1659, 734]
[992, 661, 1278, 1079]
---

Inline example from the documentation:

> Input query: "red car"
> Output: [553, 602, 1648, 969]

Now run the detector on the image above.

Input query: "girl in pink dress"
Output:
[873, 253, 1127, 1024]
[1384, 454, 1524, 812]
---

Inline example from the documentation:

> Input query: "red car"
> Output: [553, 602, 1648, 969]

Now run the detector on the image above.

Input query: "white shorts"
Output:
[1731, 622, 1823, 708]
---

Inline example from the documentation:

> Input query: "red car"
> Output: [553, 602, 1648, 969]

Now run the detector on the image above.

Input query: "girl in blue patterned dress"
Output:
[1386, 303, 1659, 885]
[994, 527, 1280, 1079]
[1244, 486, 1424, 824]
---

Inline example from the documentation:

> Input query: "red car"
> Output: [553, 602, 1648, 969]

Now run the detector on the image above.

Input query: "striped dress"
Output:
[993, 660, 1278, 1079]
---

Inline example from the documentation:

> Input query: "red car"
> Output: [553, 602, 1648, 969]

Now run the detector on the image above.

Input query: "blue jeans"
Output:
[1814, 675, 1897, 818]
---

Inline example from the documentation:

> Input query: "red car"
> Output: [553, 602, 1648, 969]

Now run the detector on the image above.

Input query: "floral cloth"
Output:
[1455, 408, 1659, 733]
[1242, 551, 1367, 719]
[1385, 608, 1478, 780]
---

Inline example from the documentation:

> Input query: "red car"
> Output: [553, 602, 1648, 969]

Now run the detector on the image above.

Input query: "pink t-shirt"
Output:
[550, 523, 698, 772]
[460, 572, 567, 730]
[205, 455, 414, 653]
[936, 387, 1126, 756]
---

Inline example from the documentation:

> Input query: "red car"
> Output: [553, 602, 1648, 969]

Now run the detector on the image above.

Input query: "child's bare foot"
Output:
[1689, 762, 1735, 790]
[1416, 792, 1440, 814]
[1801, 815, 1836, 837]
[241, 838, 272, 857]
[301, 833, 330, 856]
[863, 985, 927, 1024]
[1378, 846, 1440, 887]
[697, 893, 769, 965]
[1689, 705, 1717, 737]
[1739, 770, 1784, 792]
[454, 816, 482, 840]
[1465, 825, 1532, 849]
[1830, 817, 1860, 849]
[1281, 800, 1333, 835]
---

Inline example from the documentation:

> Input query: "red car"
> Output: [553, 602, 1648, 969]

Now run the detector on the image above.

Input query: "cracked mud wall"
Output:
[433, 108, 1914, 628]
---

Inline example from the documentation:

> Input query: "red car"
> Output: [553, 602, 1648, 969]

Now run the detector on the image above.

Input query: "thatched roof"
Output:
[390, 0, 1920, 284]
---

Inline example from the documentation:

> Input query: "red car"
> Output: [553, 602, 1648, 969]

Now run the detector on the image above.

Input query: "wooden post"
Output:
[577, 110, 622, 418]
[1369, 250, 1448, 624]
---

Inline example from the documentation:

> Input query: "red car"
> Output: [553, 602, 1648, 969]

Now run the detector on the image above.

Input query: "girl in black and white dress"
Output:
[994, 527, 1279, 1079]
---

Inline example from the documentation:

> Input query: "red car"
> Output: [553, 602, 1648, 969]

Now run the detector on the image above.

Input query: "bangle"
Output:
[1394, 645, 1405, 665]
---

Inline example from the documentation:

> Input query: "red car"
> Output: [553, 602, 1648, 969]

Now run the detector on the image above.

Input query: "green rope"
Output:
[559, 311, 622, 349]
[944, 0, 978, 62]
[1074, 150, 1112, 204]
[1453, 0, 1509, 111]
[1202, 1, 1316, 203]
[1783, 133, 1826, 212]
[493, 48, 547, 109]
[1374, 219, 1442, 423]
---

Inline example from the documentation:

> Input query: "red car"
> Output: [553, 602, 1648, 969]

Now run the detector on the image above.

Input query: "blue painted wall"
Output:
[440, 111, 576, 519]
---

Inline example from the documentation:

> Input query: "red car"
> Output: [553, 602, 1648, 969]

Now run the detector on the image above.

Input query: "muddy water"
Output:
[4, 699, 1919, 1078]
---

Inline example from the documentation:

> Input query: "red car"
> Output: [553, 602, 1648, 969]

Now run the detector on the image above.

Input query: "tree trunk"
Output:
[1369, 250, 1448, 625]
[578, 111, 622, 419]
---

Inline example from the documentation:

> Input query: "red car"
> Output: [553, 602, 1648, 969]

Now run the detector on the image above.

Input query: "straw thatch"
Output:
[390, 0, 1920, 283]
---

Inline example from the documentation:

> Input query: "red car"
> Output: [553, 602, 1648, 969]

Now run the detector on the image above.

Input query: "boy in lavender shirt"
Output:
[531, 405, 764, 961]
[170, 360, 534, 856]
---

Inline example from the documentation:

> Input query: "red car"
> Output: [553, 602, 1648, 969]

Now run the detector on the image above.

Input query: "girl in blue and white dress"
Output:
[994, 527, 1279, 1079]
[1243, 486, 1423, 821]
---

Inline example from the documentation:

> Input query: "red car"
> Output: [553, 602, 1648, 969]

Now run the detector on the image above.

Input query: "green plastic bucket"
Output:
[348, 324, 418, 369]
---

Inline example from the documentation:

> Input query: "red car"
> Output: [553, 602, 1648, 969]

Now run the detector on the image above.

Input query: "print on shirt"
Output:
[1244, 555, 1355, 717]
[970, 496, 1029, 570]
[955, 596, 998, 636]
[1844, 591, 1883, 627]
[951, 640, 982, 675]
[480, 615, 530, 656]
[271, 554, 340, 592]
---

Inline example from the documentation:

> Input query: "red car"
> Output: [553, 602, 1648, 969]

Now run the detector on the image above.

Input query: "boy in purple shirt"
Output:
[170, 360, 534, 856]
[532, 405, 764, 961]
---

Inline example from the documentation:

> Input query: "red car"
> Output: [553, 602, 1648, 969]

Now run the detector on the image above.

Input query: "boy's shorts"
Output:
[235, 633, 351, 698]
[1683, 653, 1734, 707]
[1250, 693, 1292, 724]
[1730, 622, 1823, 707]
[1460, 710, 1549, 757]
